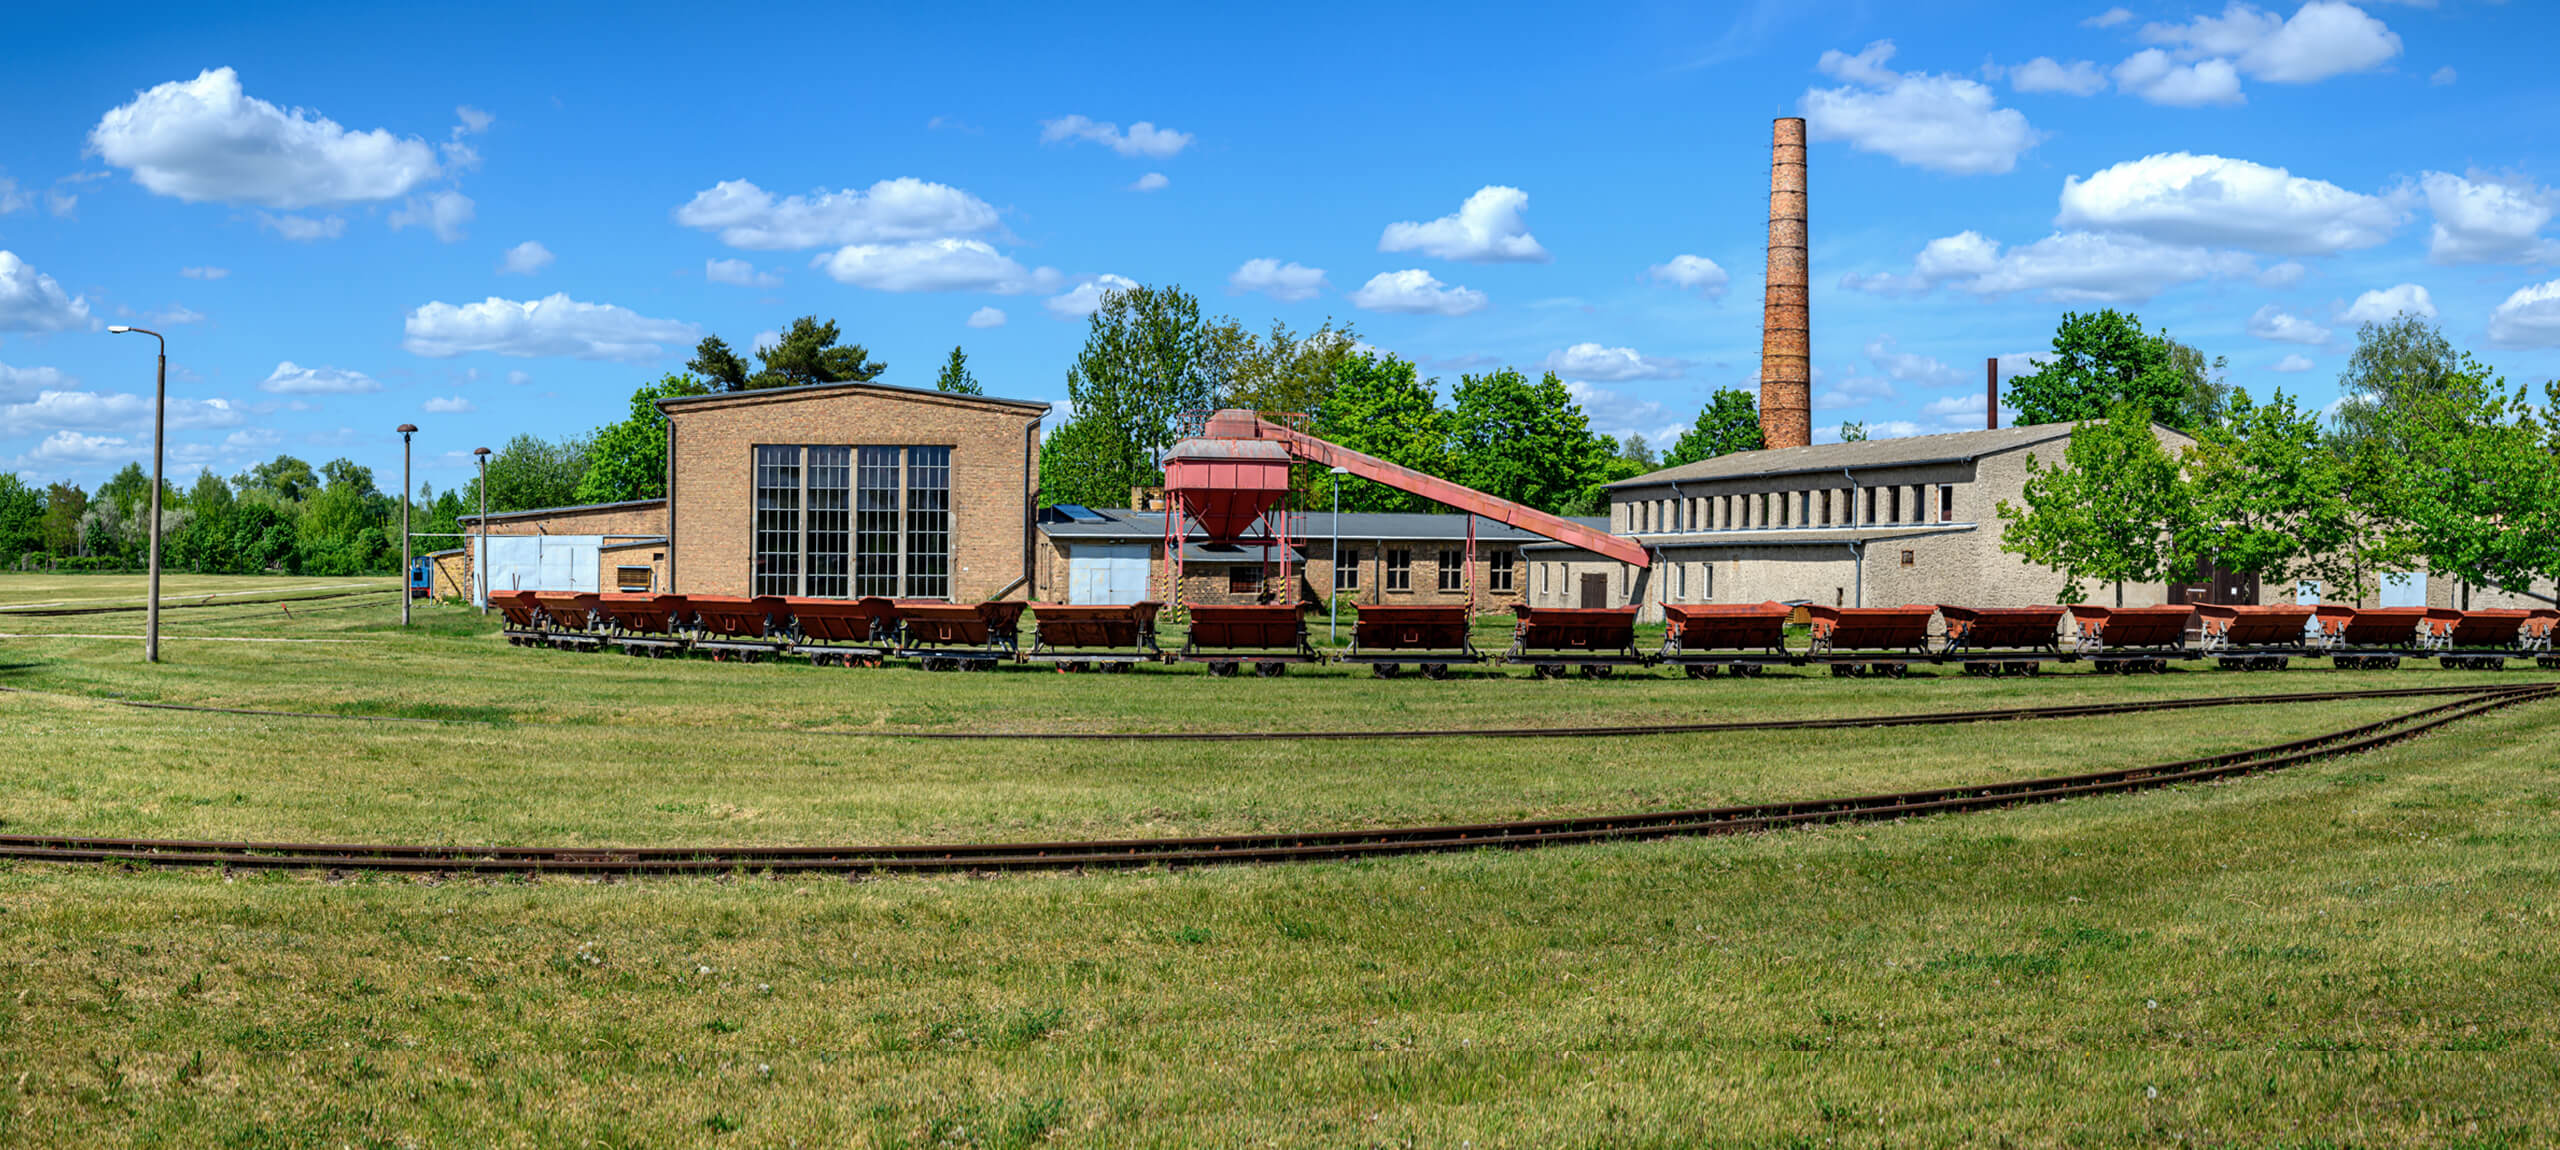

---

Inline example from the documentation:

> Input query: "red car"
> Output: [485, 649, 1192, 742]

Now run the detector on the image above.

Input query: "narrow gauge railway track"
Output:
[4, 684, 2546, 875]
[0, 680, 2532, 739]
[0, 586, 398, 618]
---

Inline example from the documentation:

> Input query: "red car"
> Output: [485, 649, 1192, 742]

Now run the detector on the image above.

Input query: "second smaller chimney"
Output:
[1985, 357, 2000, 430]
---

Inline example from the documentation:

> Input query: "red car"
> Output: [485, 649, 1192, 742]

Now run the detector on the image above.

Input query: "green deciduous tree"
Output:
[1306, 353, 1451, 514]
[1995, 404, 2192, 603]
[1044, 283, 1237, 509]
[0, 473, 42, 559]
[573, 373, 712, 504]
[1448, 368, 1613, 515]
[1662, 389, 1764, 467]
[235, 455, 319, 502]
[1838, 421, 1869, 443]
[687, 317, 885, 392]
[2369, 357, 2560, 603]
[934, 346, 982, 395]
[41, 483, 85, 555]
[2004, 310, 2219, 432]
[2178, 390, 2396, 599]
[473, 433, 592, 513]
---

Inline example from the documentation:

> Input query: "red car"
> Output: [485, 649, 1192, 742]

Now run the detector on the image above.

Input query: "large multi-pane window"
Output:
[805, 447, 851, 598]
[904, 446, 951, 599]
[755, 445, 954, 599]
[1336, 549, 1360, 591]
[753, 446, 801, 596]
[1437, 549, 1463, 591]
[1488, 550, 1514, 592]
[1385, 549, 1412, 592]
[855, 446, 901, 597]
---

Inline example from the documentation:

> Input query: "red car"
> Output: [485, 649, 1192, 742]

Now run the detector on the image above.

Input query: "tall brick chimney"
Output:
[1759, 116, 1811, 450]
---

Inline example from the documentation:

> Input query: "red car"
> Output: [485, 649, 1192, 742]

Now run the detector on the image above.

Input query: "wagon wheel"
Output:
[1254, 661, 1288, 678]
[1421, 663, 1449, 681]
[1372, 663, 1402, 679]
[1684, 664, 1712, 680]
[1105, 661, 1133, 674]
[1579, 664, 1612, 679]
[1534, 664, 1564, 680]
[1208, 661, 1239, 677]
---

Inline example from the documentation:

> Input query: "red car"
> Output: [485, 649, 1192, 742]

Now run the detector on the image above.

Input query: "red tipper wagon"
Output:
[687, 595, 793, 662]
[1803, 604, 1934, 677]
[2065, 604, 2192, 673]
[531, 592, 606, 649]
[1508, 604, 1644, 679]
[1935, 604, 2067, 676]
[1024, 602, 1162, 672]
[893, 600, 1025, 670]
[1657, 601, 1791, 678]
[595, 593, 691, 657]
[1179, 603, 1314, 677]
[492, 590, 544, 645]
[1344, 604, 1479, 679]
[2192, 603, 2315, 670]
[783, 597, 898, 666]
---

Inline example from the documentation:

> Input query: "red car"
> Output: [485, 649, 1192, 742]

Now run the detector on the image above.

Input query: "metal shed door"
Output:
[2379, 571, 2426, 608]
[476, 535, 603, 605]
[1068, 544, 1151, 605]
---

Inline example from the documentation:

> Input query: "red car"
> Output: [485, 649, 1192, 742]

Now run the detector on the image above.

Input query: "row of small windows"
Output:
[753, 445, 951, 599]
[1622, 483, 1959, 533]
[1225, 548, 1519, 594]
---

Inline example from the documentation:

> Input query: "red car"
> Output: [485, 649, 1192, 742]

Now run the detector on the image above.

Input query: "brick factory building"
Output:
[1032, 506, 1570, 608]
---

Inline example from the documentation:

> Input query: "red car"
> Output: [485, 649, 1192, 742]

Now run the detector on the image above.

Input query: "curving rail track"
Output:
[4, 682, 2546, 876]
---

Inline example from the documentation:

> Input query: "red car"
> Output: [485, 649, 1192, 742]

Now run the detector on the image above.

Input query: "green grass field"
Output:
[3, 573, 2558, 1145]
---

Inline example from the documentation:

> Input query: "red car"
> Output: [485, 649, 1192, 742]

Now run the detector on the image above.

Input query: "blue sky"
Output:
[2, 0, 2555, 494]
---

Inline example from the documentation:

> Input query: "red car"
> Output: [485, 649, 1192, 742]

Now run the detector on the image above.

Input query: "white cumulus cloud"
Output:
[1347, 269, 1488, 316]
[1541, 343, 1684, 382]
[2056, 152, 2400, 255]
[1802, 41, 2039, 175]
[812, 238, 1053, 294]
[1039, 115, 1193, 159]
[16, 430, 134, 467]
[0, 361, 73, 403]
[1649, 254, 1730, 298]
[88, 67, 440, 208]
[1229, 258, 1329, 301]
[2113, 51, 2246, 106]
[2246, 303, 2331, 344]
[1864, 336, 1966, 387]
[401, 294, 700, 362]
[2084, 7, 2134, 28]
[1130, 172, 1169, 192]
[673, 177, 1000, 251]
[2273, 353, 2315, 372]
[259, 361, 381, 395]
[0, 389, 241, 437]
[2418, 171, 2558, 265]
[2339, 283, 2436, 324]
[2012, 57, 2109, 96]
[2487, 279, 2560, 348]
[1045, 274, 1140, 320]
[499, 241, 555, 276]
[256, 212, 345, 242]
[389, 190, 473, 242]
[0, 251, 93, 332]
[1379, 186, 1549, 263]
[2140, 1, 2402, 85]
[704, 257, 779, 288]
[1847, 229, 2257, 303]
[966, 306, 1006, 329]
[421, 395, 475, 414]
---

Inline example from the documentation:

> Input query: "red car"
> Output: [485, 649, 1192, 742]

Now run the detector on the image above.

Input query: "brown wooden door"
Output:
[1579, 573, 1609, 609]
[2171, 556, 2260, 606]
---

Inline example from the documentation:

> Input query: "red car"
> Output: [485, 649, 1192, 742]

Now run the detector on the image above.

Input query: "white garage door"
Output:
[477, 535, 602, 605]
[1067, 544, 1151, 605]
[2379, 571, 2426, 608]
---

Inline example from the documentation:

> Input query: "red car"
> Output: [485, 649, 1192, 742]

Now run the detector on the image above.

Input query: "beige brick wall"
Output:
[465, 501, 666, 539]
[665, 387, 1044, 601]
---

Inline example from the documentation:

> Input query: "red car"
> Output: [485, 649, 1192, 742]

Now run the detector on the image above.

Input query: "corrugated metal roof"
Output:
[654, 379, 1049, 413]
[1607, 422, 2101, 488]
[460, 498, 666, 525]
[1038, 507, 1596, 543]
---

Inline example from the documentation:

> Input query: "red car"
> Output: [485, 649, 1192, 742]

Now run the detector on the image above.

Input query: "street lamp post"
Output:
[1329, 466, 1349, 643]
[397, 425, 418, 625]
[473, 446, 492, 615]
[107, 325, 166, 663]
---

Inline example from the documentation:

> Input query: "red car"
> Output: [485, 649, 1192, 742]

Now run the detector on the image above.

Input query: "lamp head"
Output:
[108, 325, 134, 333]
[396, 424, 418, 434]
[472, 447, 491, 458]
[1329, 466, 1350, 475]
